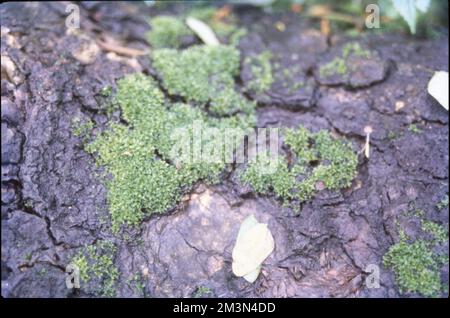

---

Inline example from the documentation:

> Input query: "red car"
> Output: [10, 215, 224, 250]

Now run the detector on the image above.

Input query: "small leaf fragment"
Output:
[232, 215, 275, 280]
[186, 17, 220, 46]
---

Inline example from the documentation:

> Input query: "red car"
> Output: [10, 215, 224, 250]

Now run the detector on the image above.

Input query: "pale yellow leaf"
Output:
[186, 17, 220, 46]
[232, 215, 274, 278]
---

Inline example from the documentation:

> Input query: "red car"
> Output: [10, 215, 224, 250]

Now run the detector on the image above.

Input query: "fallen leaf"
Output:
[232, 215, 274, 282]
[427, 71, 449, 110]
[186, 17, 220, 46]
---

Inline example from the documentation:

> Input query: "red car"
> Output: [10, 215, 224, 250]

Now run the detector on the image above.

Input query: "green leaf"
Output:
[391, 0, 431, 34]
[392, 0, 418, 34]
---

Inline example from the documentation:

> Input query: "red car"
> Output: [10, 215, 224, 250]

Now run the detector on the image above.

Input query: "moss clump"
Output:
[408, 123, 422, 134]
[421, 220, 448, 243]
[240, 127, 358, 207]
[152, 45, 239, 102]
[146, 16, 192, 49]
[193, 285, 214, 298]
[319, 41, 372, 78]
[244, 51, 274, 94]
[384, 203, 449, 298]
[70, 241, 119, 297]
[319, 57, 347, 77]
[87, 72, 254, 232]
[383, 238, 446, 298]
[71, 117, 94, 143]
[341, 42, 371, 59]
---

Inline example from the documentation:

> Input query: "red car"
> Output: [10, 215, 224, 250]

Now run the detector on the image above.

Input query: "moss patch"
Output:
[70, 240, 119, 297]
[152, 45, 255, 117]
[87, 63, 255, 231]
[240, 127, 358, 208]
[384, 204, 449, 297]
[244, 50, 274, 94]
[319, 42, 372, 78]
[383, 238, 444, 297]
[146, 16, 191, 49]
[152, 45, 239, 102]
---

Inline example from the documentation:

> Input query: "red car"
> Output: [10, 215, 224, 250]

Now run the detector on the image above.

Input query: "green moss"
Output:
[385, 203, 449, 298]
[209, 88, 256, 116]
[153, 45, 239, 102]
[240, 127, 358, 207]
[146, 16, 192, 49]
[319, 42, 372, 78]
[342, 42, 371, 59]
[408, 124, 422, 134]
[193, 286, 214, 298]
[437, 195, 449, 211]
[388, 131, 397, 141]
[128, 273, 145, 297]
[383, 238, 445, 297]
[71, 117, 94, 143]
[244, 51, 274, 94]
[229, 27, 248, 47]
[319, 57, 347, 77]
[421, 220, 448, 243]
[70, 241, 119, 297]
[87, 71, 254, 232]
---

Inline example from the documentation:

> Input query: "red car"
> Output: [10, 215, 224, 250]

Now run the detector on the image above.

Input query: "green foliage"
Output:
[319, 57, 347, 77]
[421, 220, 448, 243]
[152, 45, 240, 103]
[385, 200, 448, 298]
[71, 117, 94, 143]
[193, 286, 214, 298]
[383, 238, 444, 297]
[437, 195, 449, 210]
[146, 16, 191, 49]
[392, 0, 430, 34]
[70, 241, 119, 297]
[240, 127, 358, 206]
[319, 42, 372, 78]
[244, 51, 274, 93]
[87, 71, 255, 231]
[408, 123, 422, 134]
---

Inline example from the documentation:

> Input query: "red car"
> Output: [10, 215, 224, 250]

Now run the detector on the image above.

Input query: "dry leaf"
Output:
[186, 17, 220, 46]
[427, 71, 449, 110]
[232, 215, 274, 282]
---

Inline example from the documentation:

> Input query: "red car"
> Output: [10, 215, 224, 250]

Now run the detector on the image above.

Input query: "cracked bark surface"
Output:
[1, 2, 448, 298]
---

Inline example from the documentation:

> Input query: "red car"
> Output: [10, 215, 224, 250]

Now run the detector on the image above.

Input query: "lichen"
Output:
[240, 127, 358, 207]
